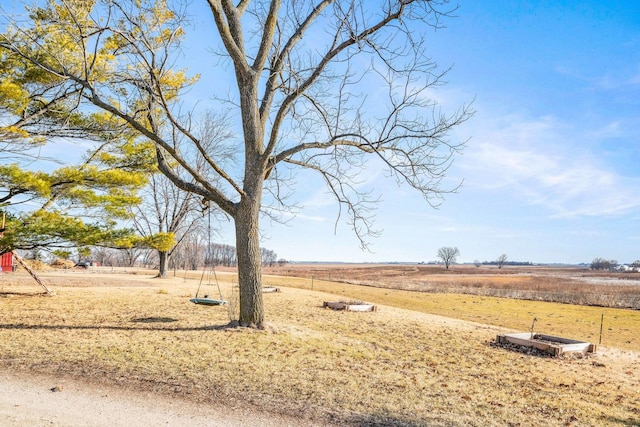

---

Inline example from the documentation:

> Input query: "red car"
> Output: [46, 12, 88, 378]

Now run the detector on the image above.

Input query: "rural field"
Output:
[1, 265, 639, 426]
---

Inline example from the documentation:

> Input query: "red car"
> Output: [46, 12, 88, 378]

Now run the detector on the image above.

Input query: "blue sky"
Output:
[8, 1, 639, 265]
[235, 1, 640, 265]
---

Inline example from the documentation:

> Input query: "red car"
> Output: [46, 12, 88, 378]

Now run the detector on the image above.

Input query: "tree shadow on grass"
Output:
[0, 291, 48, 297]
[131, 316, 178, 323]
[0, 322, 228, 332]
[342, 413, 444, 427]
[600, 416, 640, 426]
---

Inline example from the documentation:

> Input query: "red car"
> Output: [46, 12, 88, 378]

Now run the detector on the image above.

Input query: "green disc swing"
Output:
[190, 204, 227, 306]
[190, 266, 227, 306]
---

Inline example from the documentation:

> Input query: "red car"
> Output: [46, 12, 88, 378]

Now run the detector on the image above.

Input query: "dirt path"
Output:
[0, 371, 329, 427]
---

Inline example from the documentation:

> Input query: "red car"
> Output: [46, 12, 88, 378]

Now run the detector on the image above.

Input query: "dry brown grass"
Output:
[49, 259, 76, 269]
[1, 269, 639, 426]
[264, 277, 640, 353]
[267, 264, 640, 309]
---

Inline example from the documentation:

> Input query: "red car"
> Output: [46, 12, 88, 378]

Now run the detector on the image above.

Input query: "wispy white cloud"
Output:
[294, 212, 329, 222]
[554, 61, 640, 92]
[460, 111, 640, 218]
[584, 120, 625, 139]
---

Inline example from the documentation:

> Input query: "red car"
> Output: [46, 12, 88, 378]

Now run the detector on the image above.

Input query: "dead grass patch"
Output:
[0, 270, 639, 426]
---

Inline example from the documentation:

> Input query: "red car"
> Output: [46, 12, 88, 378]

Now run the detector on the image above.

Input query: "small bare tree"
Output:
[590, 258, 617, 271]
[119, 248, 143, 268]
[437, 247, 460, 270]
[496, 254, 508, 269]
[129, 173, 204, 277]
[173, 231, 208, 271]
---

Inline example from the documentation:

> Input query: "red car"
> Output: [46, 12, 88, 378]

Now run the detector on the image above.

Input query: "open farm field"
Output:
[1, 268, 639, 426]
[260, 279, 639, 354]
[265, 263, 640, 310]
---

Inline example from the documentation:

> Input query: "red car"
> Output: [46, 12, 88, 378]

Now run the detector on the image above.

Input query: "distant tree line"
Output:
[33, 240, 278, 271]
[588, 258, 640, 271]
[480, 260, 532, 267]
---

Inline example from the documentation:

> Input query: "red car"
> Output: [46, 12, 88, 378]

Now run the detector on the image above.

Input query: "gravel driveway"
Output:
[0, 372, 331, 426]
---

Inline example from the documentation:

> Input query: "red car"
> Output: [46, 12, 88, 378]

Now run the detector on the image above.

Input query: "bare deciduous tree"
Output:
[261, 248, 277, 267]
[172, 231, 208, 271]
[590, 257, 617, 271]
[496, 253, 508, 269]
[437, 246, 460, 270]
[1, 0, 472, 327]
[119, 248, 143, 268]
[130, 173, 204, 277]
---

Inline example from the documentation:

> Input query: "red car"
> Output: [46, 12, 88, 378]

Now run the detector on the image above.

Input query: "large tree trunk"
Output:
[233, 67, 266, 327]
[157, 250, 168, 277]
[235, 192, 264, 327]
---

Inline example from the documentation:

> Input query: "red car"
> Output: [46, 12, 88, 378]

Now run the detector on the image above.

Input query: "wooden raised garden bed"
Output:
[496, 332, 596, 356]
[323, 301, 377, 312]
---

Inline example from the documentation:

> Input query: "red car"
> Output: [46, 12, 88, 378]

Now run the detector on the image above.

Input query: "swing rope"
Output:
[190, 205, 226, 306]
[194, 268, 207, 299]
[211, 267, 224, 300]
[193, 264, 224, 300]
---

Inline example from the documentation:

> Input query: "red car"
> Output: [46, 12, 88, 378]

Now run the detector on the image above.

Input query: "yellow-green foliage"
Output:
[1, 0, 197, 136]
[143, 232, 176, 252]
[0, 210, 137, 253]
[0, 161, 146, 217]
[0, 78, 29, 113]
[95, 140, 157, 173]
[0, 164, 52, 196]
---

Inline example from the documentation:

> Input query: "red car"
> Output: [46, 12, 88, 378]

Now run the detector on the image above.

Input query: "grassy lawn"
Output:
[1, 270, 639, 426]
